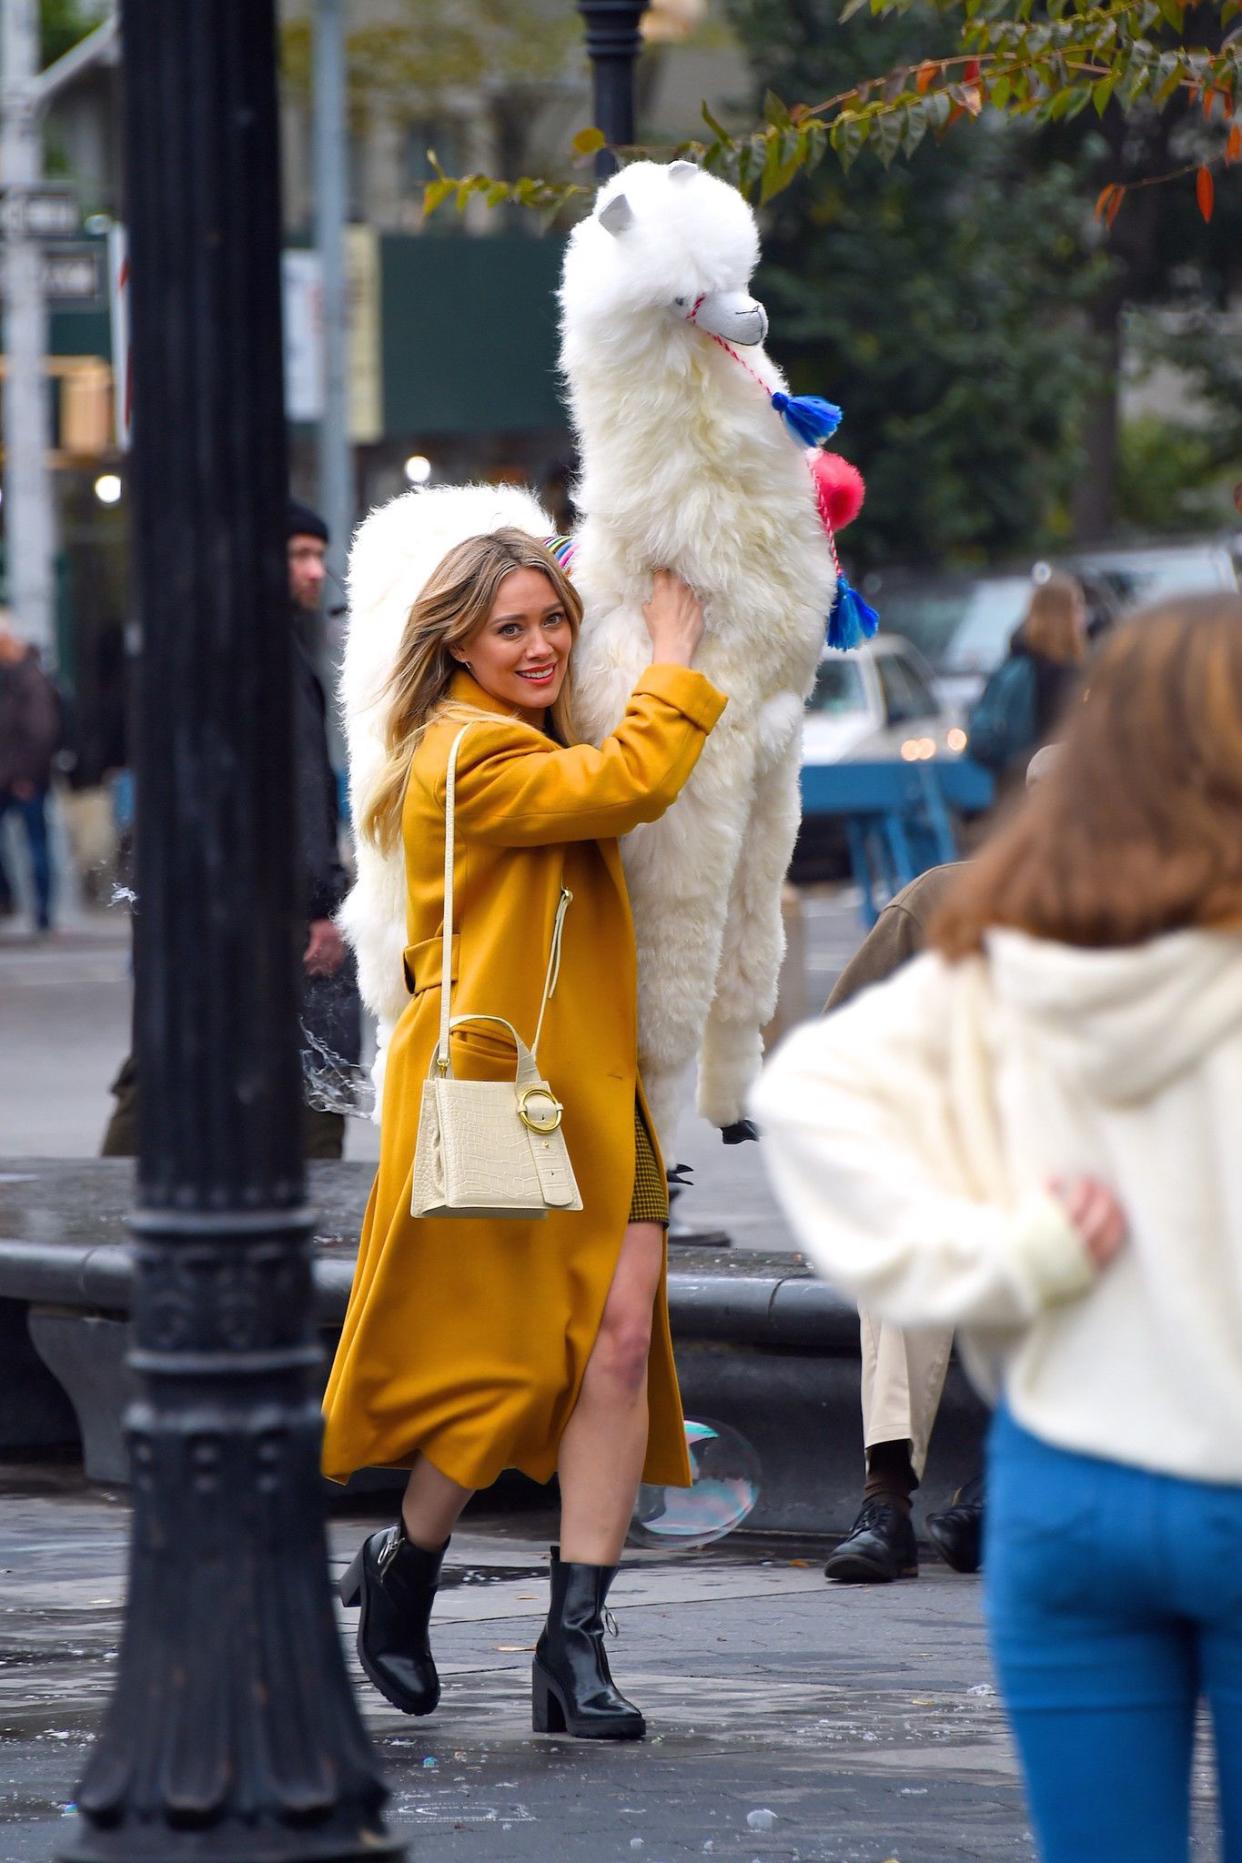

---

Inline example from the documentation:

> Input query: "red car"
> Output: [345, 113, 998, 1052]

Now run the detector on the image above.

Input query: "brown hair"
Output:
[932, 593, 1242, 957]
[1020, 571, 1087, 667]
[360, 529, 583, 851]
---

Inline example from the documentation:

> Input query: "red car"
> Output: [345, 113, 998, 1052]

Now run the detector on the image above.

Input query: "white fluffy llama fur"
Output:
[561, 161, 835, 1146]
[338, 481, 552, 1106]
[339, 164, 835, 1149]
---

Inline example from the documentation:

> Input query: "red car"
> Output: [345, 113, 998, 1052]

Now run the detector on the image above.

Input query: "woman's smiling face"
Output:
[455, 566, 572, 722]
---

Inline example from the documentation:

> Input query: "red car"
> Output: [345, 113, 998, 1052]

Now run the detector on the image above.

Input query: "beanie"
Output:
[287, 499, 329, 544]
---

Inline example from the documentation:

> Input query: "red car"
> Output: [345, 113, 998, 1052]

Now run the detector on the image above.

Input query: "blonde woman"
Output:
[323, 529, 726, 1741]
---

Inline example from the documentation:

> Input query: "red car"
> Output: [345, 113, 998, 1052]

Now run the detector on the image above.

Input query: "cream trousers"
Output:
[859, 1310, 954, 1480]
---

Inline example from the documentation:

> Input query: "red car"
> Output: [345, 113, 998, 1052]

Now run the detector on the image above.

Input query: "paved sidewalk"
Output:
[2, 1464, 1015, 1863]
[0, 1465, 1223, 1862]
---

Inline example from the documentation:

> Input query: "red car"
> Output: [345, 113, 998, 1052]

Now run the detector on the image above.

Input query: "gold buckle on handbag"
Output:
[518, 1086, 563, 1134]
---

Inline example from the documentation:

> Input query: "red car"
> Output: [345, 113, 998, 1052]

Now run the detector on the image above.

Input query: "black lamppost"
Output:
[577, 0, 647, 178]
[59, 3, 401, 1858]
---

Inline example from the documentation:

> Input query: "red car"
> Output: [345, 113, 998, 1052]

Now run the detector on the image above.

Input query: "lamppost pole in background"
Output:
[576, 0, 647, 179]
[59, 3, 400, 1857]
[0, 0, 56, 660]
[314, 0, 352, 584]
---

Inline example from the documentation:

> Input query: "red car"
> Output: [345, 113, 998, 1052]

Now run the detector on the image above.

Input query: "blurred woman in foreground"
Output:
[754, 595, 1242, 1862]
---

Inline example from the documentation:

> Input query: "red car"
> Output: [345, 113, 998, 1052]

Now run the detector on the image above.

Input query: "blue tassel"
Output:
[827, 575, 880, 653]
[770, 391, 843, 446]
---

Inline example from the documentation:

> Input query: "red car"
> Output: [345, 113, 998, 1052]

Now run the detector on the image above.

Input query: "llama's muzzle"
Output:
[687, 290, 768, 348]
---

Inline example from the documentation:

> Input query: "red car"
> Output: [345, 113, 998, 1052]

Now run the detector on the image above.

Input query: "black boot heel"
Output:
[530, 1660, 567, 1733]
[337, 1550, 364, 1608]
[532, 1546, 645, 1741]
[343, 1522, 447, 1717]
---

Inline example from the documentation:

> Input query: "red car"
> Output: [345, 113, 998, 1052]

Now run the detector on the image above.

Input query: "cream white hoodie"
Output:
[751, 928, 1242, 1485]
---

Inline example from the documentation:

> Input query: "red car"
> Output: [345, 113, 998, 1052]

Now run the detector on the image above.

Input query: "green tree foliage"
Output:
[425, 1, 1241, 222]
[40, 0, 102, 67]
[727, 0, 1106, 566]
[281, 1, 579, 144]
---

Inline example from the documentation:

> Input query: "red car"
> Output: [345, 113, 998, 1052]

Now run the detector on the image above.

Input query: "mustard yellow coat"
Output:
[321, 663, 728, 1491]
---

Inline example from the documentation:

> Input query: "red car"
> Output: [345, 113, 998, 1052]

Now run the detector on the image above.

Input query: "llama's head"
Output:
[560, 160, 767, 353]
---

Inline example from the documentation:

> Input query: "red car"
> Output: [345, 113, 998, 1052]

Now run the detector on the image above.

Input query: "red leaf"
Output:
[963, 58, 981, 83]
[1196, 164, 1215, 222]
[1105, 185, 1125, 228]
[1227, 123, 1242, 164]
[915, 61, 937, 95]
[1094, 183, 1117, 222]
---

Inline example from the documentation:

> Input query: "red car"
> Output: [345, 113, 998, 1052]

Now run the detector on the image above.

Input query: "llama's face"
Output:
[561, 160, 766, 350]
[673, 288, 768, 348]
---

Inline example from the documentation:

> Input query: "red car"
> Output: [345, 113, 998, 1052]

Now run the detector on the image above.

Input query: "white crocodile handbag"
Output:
[410, 723, 583, 1220]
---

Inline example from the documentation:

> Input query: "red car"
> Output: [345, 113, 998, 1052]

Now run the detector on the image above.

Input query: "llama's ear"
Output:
[668, 161, 698, 183]
[598, 194, 635, 236]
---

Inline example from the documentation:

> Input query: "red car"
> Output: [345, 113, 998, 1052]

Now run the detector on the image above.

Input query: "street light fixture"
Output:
[59, 3, 402, 1858]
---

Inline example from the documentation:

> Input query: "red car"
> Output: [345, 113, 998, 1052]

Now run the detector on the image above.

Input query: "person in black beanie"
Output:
[101, 501, 362, 1158]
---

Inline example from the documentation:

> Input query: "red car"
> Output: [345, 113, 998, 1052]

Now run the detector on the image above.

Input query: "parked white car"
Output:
[1070, 540, 1239, 611]
[802, 634, 966, 768]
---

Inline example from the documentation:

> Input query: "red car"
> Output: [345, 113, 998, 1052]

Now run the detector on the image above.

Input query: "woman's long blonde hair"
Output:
[360, 529, 583, 852]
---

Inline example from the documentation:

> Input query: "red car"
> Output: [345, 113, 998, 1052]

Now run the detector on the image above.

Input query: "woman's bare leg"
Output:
[558, 1221, 665, 1565]
[402, 1454, 473, 1550]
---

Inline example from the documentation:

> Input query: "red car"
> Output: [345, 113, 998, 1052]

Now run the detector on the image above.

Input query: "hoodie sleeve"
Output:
[751, 955, 1097, 1331]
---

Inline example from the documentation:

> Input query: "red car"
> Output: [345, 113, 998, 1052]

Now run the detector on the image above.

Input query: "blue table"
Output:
[799, 757, 995, 926]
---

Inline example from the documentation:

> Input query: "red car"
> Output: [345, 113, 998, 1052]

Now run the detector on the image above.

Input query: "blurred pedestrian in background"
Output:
[0, 615, 63, 937]
[755, 594, 1242, 1862]
[966, 570, 1086, 794]
[100, 501, 360, 1158]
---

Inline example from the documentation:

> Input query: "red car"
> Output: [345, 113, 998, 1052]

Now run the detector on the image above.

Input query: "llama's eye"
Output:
[674, 296, 688, 307]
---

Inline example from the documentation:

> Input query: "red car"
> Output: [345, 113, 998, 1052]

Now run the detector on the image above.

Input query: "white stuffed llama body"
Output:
[561, 162, 836, 1147]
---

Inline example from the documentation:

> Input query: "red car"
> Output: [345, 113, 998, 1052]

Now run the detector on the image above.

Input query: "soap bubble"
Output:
[629, 1418, 760, 1549]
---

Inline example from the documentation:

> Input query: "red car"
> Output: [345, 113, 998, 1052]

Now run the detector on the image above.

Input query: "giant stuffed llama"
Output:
[558, 159, 860, 1146]
[341, 161, 868, 1149]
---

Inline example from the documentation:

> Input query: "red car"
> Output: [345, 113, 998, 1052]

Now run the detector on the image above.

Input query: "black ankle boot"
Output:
[338, 1523, 447, 1716]
[531, 1546, 645, 1741]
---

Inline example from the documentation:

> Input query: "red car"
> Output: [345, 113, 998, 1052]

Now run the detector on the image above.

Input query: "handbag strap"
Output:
[436, 722, 571, 1077]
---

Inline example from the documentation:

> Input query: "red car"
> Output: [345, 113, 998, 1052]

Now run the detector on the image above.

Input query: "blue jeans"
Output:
[0, 786, 52, 930]
[985, 1406, 1242, 1861]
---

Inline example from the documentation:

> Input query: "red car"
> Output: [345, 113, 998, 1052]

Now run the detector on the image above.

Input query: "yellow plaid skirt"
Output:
[629, 1103, 669, 1226]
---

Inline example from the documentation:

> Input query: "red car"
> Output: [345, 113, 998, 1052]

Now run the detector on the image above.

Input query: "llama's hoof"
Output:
[720, 1119, 759, 1145]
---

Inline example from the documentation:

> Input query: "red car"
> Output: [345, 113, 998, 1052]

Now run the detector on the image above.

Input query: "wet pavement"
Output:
[0, 1460, 1214, 1855]
[0, 1461, 1224, 1862]
[0, 1464, 1007, 1863]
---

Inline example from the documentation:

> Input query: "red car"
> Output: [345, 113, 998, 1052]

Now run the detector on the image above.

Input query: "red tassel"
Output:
[810, 449, 865, 532]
